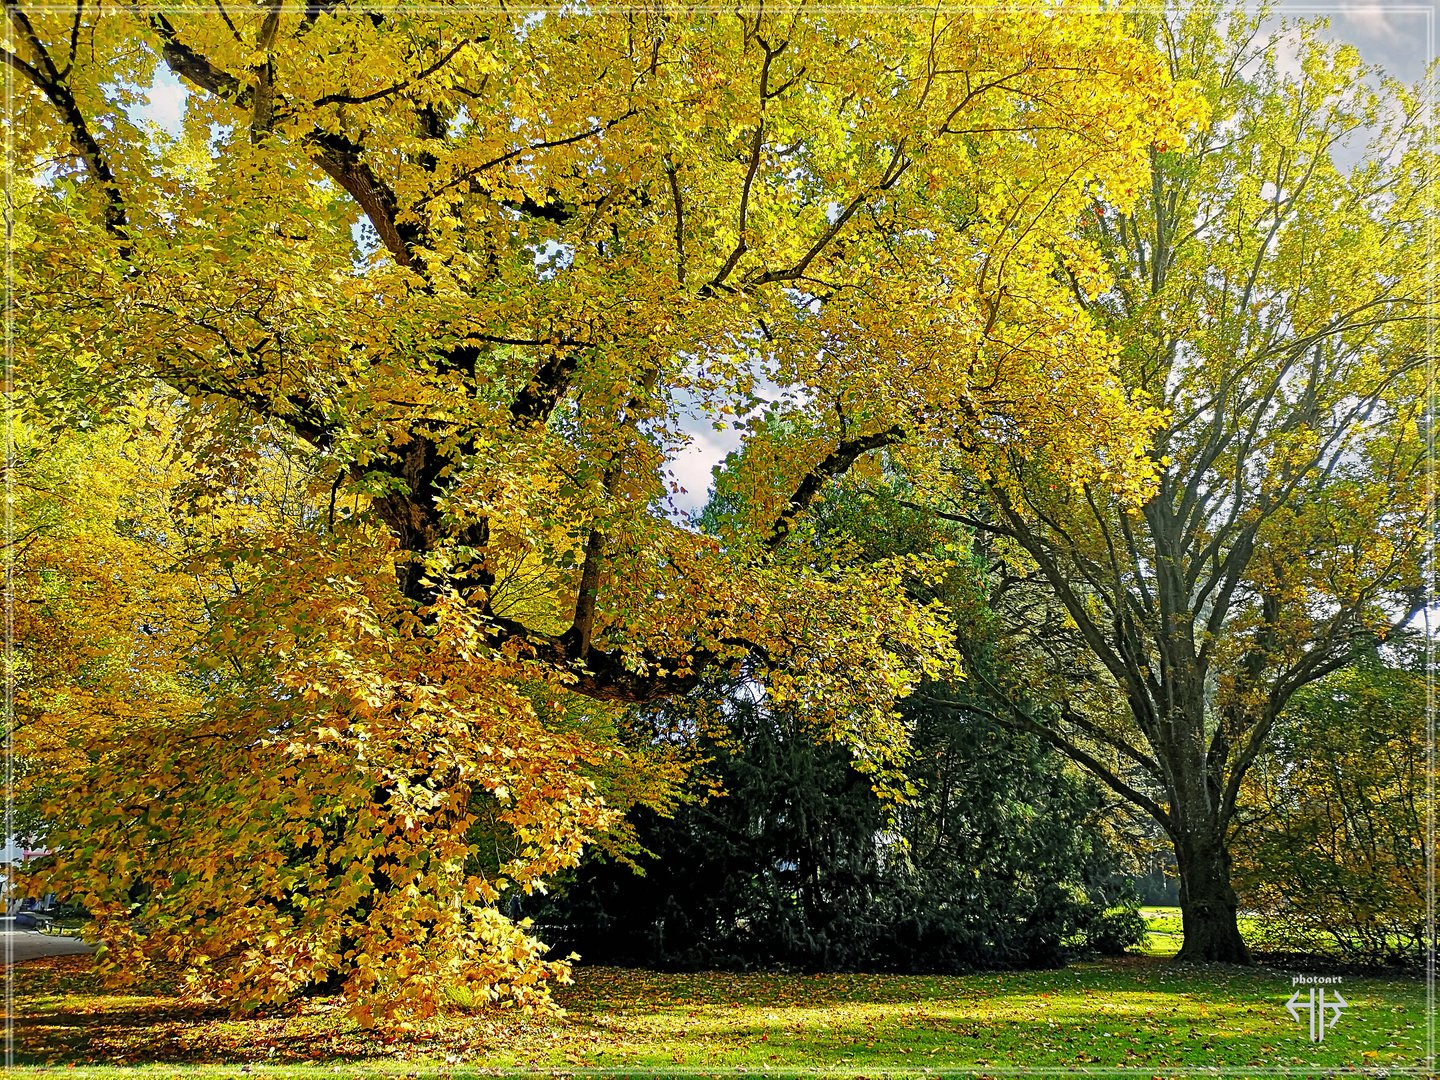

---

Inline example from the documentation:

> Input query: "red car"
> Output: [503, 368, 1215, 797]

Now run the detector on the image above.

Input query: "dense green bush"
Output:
[1085, 907, 1150, 956]
[531, 685, 1144, 972]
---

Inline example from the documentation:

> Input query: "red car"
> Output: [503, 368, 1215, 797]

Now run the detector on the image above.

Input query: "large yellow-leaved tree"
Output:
[10, 2, 1194, 1016]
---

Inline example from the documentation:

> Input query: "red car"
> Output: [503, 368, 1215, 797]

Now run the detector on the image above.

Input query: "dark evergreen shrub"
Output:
[531, 686, 1144, 972]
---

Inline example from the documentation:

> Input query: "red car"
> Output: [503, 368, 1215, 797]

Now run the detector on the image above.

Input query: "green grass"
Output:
[1135, 905, 1395, 962]
[9, 951, 1429, 1077]
[1138, 906, 1184, 957]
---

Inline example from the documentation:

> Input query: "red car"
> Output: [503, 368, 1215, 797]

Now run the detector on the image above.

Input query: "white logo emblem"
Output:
[1286, 984, 1347, 1042]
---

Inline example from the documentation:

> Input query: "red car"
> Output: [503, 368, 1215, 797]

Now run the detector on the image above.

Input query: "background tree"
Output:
[9, 401, 220, 849]
[12, 4, 1196, 1014]
[908, 3, 1433, 962]
[1232, 635, 1431, 968]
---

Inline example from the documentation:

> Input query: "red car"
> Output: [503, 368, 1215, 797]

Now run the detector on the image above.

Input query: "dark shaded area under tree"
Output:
[529, 686, 1145, 973]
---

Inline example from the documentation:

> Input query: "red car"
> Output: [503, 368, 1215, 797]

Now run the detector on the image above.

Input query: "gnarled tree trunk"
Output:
[1174, 831, 1250, 963]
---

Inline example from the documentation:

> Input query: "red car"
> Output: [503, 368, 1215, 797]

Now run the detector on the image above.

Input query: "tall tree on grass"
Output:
[914, 4, 1433, 962]
[10, 3, 1194, 1014]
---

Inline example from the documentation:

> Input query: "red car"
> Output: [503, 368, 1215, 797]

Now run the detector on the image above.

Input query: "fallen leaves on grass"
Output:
[12, 953, 1429, 1072]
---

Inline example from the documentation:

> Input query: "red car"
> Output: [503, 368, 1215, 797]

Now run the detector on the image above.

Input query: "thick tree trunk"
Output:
[1174, 833, 1250, 963]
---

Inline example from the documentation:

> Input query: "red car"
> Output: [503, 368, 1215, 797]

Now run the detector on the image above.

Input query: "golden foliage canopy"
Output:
[10, 1, 1197, 1017]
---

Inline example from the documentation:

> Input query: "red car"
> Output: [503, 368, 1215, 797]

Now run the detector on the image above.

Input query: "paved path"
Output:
[0, 922, 93, 965]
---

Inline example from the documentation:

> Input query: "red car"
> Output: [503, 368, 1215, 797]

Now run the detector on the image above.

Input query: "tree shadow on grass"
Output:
[10, 956, 407, 1066]
[10, 954, 1428, 1070]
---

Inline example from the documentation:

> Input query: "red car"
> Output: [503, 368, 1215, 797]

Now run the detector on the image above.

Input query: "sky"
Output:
[1285, 2, 1433, 82]
[130, 4, 1436, 517]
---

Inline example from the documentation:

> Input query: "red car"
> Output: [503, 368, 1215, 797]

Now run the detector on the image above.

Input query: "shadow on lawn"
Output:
[11, 955, 507, 1066]
[10, 953, 1428, 1070]
[13, 957, 225, 1065]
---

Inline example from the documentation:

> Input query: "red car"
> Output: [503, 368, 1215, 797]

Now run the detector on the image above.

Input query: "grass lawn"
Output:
[1137, 907, 1345, 961]
[8, 948, 1429, 1078]
[1138, 907, 1184, 958]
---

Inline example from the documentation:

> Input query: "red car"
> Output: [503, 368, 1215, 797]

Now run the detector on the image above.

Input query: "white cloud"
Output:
[1266, 28, 1307, 83]
[664, 423, 745, 517]
[1336, 3, 1402, 43]
[134, 66, 187, 137]
[1269, 3, 1431, 82]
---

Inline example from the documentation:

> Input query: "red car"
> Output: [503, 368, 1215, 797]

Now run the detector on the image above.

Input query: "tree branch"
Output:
[704, 39, 780, 295]
[766, 426, 904, 549]
[149, 15, 423, 268]
[664, 158, 687, 285]
[5, 3, 128, 249]
[507, 342, 592, 424]
[920, 688, 1175, 837]
[149, 13, 248, 103]
[747, 140, 911, 290]
[313, 37, 473, 107]
[415, 111, 637, 212]
[249, 0, 282, 140]
[306, 130, 420, 268]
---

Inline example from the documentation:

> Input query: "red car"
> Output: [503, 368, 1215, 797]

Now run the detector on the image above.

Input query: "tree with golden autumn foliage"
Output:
[11, 3, 1195, 1017]
[913, 4, 1433, 963]
[12, 397, 690, 1020]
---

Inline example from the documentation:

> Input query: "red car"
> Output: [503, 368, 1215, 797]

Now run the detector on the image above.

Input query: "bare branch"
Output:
[920, 689, 1176, 837]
